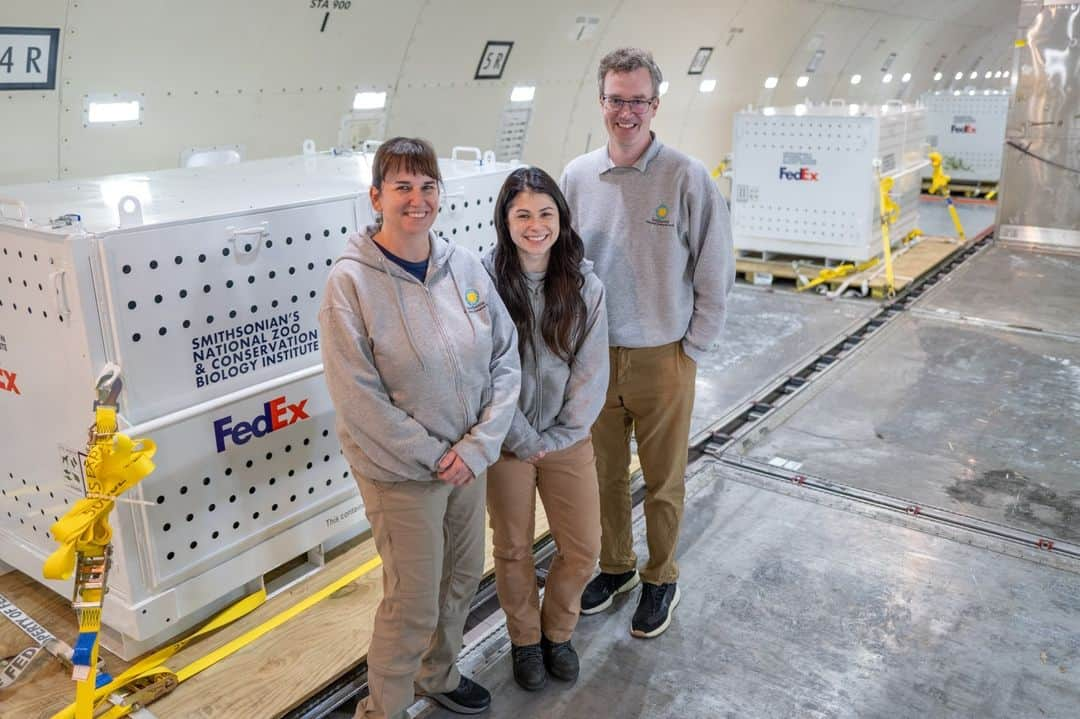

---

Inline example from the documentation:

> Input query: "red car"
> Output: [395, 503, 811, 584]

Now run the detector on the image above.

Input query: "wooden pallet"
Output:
[735, 236, 966, 298]
[1, 498, 552, 718]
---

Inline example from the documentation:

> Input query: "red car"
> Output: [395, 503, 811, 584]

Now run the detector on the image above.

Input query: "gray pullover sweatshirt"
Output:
[560, 135, 735, 363]
[319, 226, 521, 482]
[482, 253, 609, 459]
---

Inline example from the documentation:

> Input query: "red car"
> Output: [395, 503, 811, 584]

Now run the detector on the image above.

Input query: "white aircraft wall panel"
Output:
[0, 151, 515, 658]
[41, 0, 423, 179]
[922, 92, 1009, 182]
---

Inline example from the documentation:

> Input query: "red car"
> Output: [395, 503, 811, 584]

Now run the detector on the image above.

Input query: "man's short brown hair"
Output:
[597, 47, 663, 97]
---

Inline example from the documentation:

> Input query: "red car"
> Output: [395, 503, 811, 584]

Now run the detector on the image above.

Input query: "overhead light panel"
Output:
[87, 100, 140, 124]
[510, 85, 536, 103]
[954, 71, 964, 80]
[993, 71, 1002, 78]
[1003, 70, 1010, 78]
[848, 103, 860, 115]
[850, 74, 862, 85]
[969, 71, 978, 79]
[764, 76, 778, 89]
[794, 103, 807, 116]
[984, 71, 992, 79]
[699, 79, 717, 93]
[901, 72, 911, 83]
[658, 80, 669, 96]
[796, 75, 809, 88]
[352, 91, 386, 110]
[882, 73, 893, 84]
[933, 71, 943, 81]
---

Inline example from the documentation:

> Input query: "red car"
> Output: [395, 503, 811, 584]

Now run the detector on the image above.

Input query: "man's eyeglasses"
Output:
[601, 95, 657, 113]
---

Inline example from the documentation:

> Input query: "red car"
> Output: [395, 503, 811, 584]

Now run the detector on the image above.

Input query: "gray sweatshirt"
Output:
[559, 135, 735, 363]
[482, 253, 609, 459]
[319, 226, 521, 482]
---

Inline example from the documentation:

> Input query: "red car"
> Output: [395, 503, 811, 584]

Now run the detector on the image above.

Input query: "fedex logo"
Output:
[950, 123, 976, 134]
[0, 368, 19, 395]
[213, 395, 310, 453]
[778, 166, 820, 182]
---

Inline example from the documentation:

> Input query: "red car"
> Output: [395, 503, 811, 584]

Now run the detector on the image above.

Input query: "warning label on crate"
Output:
[190, 311, 319, 389]
[734, 184, 759, 203]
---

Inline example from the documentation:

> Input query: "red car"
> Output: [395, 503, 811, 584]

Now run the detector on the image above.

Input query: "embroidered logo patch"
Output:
[647, 203, 674, 227]
[464, 288, 487, 313]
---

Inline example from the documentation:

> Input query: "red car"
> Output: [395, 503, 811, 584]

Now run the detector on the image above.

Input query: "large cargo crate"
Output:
[731, 101, 927, 262]
[922, 91, 1010, 183]
[0, 149, 513, 658]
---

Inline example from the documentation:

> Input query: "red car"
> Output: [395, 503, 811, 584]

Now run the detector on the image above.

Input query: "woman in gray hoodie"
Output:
[482, 166, 609, 692]
[319, 137, 520, 719]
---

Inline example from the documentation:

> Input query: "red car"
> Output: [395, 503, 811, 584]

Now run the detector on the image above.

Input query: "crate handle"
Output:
[0, 197, 31, 228]
[451, 146, 482, 163]
[228, 223, 269, 256]
[117, 196, 143, 228]
[51, 269, 72, 320]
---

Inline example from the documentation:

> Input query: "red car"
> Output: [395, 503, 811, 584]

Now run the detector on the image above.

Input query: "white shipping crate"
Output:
[731, 102, 927, 262]
[922, 92, 1009, 182]
[0, 150, 514, 658]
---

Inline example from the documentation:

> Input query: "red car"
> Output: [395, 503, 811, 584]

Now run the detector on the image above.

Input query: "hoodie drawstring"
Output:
[374, 250, 427, 371]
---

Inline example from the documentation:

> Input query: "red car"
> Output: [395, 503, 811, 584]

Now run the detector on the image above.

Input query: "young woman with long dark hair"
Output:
[482, 166, 608, 691]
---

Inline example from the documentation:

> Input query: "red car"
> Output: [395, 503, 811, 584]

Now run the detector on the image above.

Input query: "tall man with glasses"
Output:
[560, 47, 734, 638]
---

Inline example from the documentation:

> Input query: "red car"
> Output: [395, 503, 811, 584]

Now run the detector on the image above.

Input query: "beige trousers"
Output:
[354, 472, 486, 719]
[487, 438, 601, 645]
[591, 342, 696, 585]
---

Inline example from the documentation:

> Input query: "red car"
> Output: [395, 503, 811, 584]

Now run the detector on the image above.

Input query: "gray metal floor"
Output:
[915, 242, 1080, 338]
[691, 287, 875, 439]
[733, 244, 1080, 544]
[428, 460, 1080, 719]
[917, 198, 997, 240]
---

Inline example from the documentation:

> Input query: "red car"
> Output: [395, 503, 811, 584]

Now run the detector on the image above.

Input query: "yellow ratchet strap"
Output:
[878, 176, 899, 297]
[796, 258, 879, 293]
[43, 407, 156, 582]
[50, 555, 383, 719]
[928, 152, 966, 240]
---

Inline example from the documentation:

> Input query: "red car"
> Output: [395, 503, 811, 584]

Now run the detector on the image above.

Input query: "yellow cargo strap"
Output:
[43, 409, 156, 581]
[796, 257, 879, 293]
[928, 151, 966, 240]
[711, 160, 728, 179]
[878, 176, 899, 298]
[50, 555, 384, 719]
[43, 403, 156, 719]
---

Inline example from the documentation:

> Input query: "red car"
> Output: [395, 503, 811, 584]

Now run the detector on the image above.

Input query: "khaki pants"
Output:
[487, 439, 601, 646]
[592, 342, 696, 585]
[354, 473, 486, 719]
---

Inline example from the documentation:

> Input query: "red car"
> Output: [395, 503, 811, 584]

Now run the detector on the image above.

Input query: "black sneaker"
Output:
[540, 635, 579, 682]
[580, 570, 640, 615]
[421, 675, 491, 714]
[630, 582, 681, 638]
[511, 643, 546, 691]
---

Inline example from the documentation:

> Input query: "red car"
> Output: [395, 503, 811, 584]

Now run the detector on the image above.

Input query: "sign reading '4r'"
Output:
[0, 28, 59, 90]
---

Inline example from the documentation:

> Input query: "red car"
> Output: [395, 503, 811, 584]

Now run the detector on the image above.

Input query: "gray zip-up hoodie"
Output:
[482, 252, 609, 460]
[319, 226, 521, 482]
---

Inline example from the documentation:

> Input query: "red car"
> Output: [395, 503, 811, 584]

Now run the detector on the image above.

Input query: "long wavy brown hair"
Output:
[493, 167, 587, 364]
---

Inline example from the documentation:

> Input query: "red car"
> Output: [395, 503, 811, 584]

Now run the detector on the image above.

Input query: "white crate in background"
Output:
[0, 150, 514, 658]
[731, 102, 927, 262]
[921, 91, 1010, 183]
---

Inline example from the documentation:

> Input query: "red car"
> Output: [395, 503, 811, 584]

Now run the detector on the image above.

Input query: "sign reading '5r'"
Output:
[213, 395, 310, 453]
